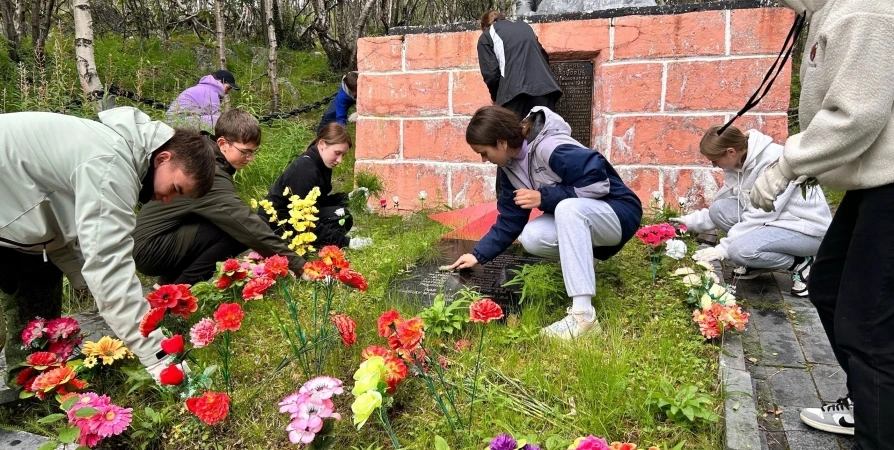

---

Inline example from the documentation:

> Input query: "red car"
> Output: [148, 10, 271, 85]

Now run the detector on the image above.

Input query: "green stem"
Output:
[467, 324, 487, 435]
[410, 351, 456, 431]
[423, 342, 463, 428]
[377, 407, 401, 449]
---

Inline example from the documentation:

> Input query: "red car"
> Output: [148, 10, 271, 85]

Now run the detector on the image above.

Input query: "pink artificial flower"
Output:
[45, 317, 80, 342]
[575, 435, 611, 450]
[78, 430, 102, 448]
[91, 404, 132, 437]
[299, 376, 344, 401]
[246, 251, 264, 262]
[190, 318, 219, 348]
[287, 416, 322, 444]
[48, 339, 79, 361]
[21, 317, 46, 346]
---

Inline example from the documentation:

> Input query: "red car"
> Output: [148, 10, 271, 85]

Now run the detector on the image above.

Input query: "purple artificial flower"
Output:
[490, 433, 517, 450]
[522, 445, 541, 450]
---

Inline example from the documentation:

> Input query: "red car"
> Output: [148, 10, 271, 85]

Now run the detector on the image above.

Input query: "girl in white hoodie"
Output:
[672, 125, 832, 297]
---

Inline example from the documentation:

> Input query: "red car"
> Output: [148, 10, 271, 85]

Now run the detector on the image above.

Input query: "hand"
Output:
[514, 189, 541, 209]
[749, 161, 791, 212]
[348, 112, 358, 123]
[692, 246, 725, 263]
[669, 213, 696, 228]
[447, 253, 479, 271]
[145, 358, 191, 384]
[349, 237, 373, 250]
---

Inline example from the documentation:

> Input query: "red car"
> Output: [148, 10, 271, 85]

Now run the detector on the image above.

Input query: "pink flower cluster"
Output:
[64, 392, 132, 448]
[693, 303, 750, 339]
[278, 376, 344, 445]
[635, 223, 677, 248]
[21, 316, 82, 360]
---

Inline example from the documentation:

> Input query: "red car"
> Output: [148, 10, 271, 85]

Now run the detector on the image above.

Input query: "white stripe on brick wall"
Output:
[448, 71, 454, 115]
[609, 18, 615, 61]
[615, 164, 720, 171]
[446, 171, 453, 207]
[660, 62, 668, 112]
[401, 37, 408, 72]
[604, 111, 787, 118]
[604, 116, 614, 161]
[355, 158, 493, 169]
[398, 119, 405, 159]
[601, 54, 779, 67]
[725, 9, 732, 56]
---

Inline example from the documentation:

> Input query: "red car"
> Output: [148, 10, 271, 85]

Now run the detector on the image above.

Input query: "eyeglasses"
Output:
[226, 140, 260, 157]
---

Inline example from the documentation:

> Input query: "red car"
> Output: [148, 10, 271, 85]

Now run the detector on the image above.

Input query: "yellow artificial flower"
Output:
[351, 390, 382, 429]
[250, 199, 258, 209]
[82, 336, 129, 365]
[83, 356, 97, 369]
[352, 356, 386, 396]
[283, 186, 291, 196]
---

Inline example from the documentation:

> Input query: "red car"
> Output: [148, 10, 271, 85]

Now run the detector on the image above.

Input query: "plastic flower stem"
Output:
[422, 341, 463, 428]
[218, 330, 232, 395]
[377, 406, 401, 449]
[409, 351, 457, 431]
[467, 323, 487, 435]
[277, 283, 311, 378]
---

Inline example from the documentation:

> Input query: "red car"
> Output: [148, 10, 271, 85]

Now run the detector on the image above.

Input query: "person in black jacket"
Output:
[132, 109, 306, 286]
[259, 123, 372, 250]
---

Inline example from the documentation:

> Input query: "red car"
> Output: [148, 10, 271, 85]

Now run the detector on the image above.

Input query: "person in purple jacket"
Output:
[167, 70, 240, 129]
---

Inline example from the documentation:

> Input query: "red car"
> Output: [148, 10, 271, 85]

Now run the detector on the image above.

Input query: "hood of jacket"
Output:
[98, 107, 176, 175]
[525, 106, 576, 148]
[197, 75, 226, 97]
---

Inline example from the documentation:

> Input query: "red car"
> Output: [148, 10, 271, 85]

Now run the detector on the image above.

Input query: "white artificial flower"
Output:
[665, 239, 686, 260]
[335, 208, 346, 217]
[700, 293, 714, 309]
[674, 267, 696, 276]
[393, 196, 400, 205]
[696, 261, 715, 272]
[678, 196, 688, 208]
[682, 274, 702, 287]
[708, 283, 728, 298]
[418, 190, 428, 200]
[706, 271, 721, 284]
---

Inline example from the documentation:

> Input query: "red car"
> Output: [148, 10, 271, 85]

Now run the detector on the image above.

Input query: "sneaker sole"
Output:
[799, 412, 855, 435]
[733, 270, 773, 280]
[791, 290, 809, 298]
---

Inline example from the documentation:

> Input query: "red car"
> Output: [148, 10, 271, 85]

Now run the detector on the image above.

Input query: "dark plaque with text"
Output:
[549, 60, 594, 147]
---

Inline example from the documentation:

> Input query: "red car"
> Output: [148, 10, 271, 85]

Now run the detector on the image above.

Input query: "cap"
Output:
[212, 70, 240, 90]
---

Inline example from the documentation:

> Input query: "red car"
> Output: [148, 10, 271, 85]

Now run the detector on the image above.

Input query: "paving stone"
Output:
[785, 431, 845, 450]
[735, 277, 784, 307]
[71, 311, 116, 342]
[763, 430, 787, 450]
[835, 435, 856, 449]
[722, 332, 747, 372]
[810, 364, 848, 403]
[723, 367, 760, 450]
[797, 330, 839, 365]
[0, 429, 53, 449]
[749, 309, 806, 368]
[764, 367, 821, 407]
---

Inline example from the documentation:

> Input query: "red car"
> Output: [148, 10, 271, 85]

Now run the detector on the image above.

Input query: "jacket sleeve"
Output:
[778, 13, 894, 180]
[477, 33, 500, 103]
[537, 144, 610, 213]
[322, 192, 348, 208]
[334, 89, 355, 125]
[191, 177, 306, 273]
[472, 170, 530, 264]
[280, 162, 321, 199]
[71, 156, 164, 367]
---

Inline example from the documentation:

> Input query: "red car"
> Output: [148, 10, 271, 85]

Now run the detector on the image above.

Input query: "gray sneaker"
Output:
[732, 266, 772, 280]
[540, 307, 601, 340]
[799, 397, 854, 435]
[791, 256, 814, 298]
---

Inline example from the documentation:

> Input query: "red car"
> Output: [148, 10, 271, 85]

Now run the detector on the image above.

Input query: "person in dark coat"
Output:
[317, 72, 358, 133]
[259, 123, 372, 250]
[132, 109, 306, 286]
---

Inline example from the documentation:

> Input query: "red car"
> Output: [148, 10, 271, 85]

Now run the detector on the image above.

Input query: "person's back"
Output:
[317, 72, 358, 132]
[167, 70, 240, 129]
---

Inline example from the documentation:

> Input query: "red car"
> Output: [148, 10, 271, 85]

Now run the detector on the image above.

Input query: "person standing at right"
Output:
[477, 10, 562, 195]
[747, 0, 894, 445]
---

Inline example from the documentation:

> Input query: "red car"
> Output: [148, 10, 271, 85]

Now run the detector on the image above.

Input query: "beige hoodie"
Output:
[776, 0, 894, 191]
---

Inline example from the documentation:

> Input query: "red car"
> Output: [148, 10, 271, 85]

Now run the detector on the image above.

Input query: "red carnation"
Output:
[159, 364, 185, 385]
[215, 275, 233, 290]
[331, 314, 357, 347]
[186, 391, 230, 425]
[469, 298, 504, 323]
[160, 335, 184, 355]
[302, 260, 332, 281]
[139, 307, 167, 338]
[213, 303, 244, 332]
[395, 317, 425, 351]
[221, 259, 240, 273]
[264, 255, 290, 278]
[361, 345, 390, 360]
[242, 276, 275, 301]
[25, 351, 60, 369]
[336, 269, 368, 291]
[377, 310, 402, 337]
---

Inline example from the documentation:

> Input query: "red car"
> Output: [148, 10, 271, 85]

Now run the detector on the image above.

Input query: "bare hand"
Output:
[514, 189, 541, 209]
[447, 253, 478, 270]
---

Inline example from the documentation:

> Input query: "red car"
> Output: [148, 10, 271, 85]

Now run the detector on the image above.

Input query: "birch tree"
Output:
[263, 0, 279, 112]
[72, 0, 103, 107]
[213, 0, 229, 109]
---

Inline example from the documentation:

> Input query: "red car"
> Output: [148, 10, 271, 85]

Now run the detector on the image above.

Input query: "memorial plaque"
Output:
[389, 239, 548, 313]
[549, 60, 594, 147]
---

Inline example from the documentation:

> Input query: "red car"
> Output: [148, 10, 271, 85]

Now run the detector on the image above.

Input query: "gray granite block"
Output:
[764, 368, 821, 408]
[810, 364, 849, 403]
[723, 366, 761, 450]
[722, 333, 747, 372]
[0, 429, 53, 449]
[749, 309, 806, 368]
[797, 331, 839, 366]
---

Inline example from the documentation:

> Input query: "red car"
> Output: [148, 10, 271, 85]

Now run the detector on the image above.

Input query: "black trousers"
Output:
[272, 206, 354, 249]
[807, 183, 894, 450]
[154, 222, 248, 286]
[496, 92, 561, 195]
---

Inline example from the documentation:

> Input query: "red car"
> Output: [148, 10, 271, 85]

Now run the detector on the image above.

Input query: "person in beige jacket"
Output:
[748, 0, 894, 445]
[0, 107, 216, 386]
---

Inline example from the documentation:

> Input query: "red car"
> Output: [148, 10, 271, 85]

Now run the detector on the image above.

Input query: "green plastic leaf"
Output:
[58, 426, 80, 443]
[61, 395, 79, 411]
[434, 435, 450, 450]
[74, 406, 100, 418]
[37, 413, 67, 424]
[37, 442, 59, 450]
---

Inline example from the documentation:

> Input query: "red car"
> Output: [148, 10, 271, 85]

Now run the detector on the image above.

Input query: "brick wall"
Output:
[355, 7, 793, 211]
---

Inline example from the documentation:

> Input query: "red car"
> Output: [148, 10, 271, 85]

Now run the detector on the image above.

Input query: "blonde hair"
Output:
[700, 125, 748, 159]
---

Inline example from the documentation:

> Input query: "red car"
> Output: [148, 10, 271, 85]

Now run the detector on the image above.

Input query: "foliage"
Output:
[648, 384, 718, 426]
[419, 293, 470, 338]
[502, 262, 565, 306]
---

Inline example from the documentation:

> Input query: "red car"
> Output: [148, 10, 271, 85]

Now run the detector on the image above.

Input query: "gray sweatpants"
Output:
[518, 198, 622, 297]
[709, 198, 822, 270]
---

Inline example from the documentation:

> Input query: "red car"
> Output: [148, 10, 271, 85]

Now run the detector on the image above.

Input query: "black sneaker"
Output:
[799, 397, 854, 435]
[791, 256, 813, 298]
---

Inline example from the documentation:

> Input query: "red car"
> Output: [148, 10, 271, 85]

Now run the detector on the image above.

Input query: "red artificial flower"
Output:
[30, 366, 77, 392]
[159, 364, 185, 385]
[186, 391, 230, 425]
[380, 199, 387, 207]
[331, 314, 357, 347]
[215, 275, 233, 290]
[15, 367, 37, 390]
[361, 345, 390, 360]
[220, 259, 240, 274]
[242, 276, 275, 301]
[395, 317, 425, 351]
[139, 307, 167, 338]
[336, 269, 368, 291]
[146, 284, 187, 310]
[160, 335, 185, 355]
[318, 245, 349, 271]
[377, 310, 403, 337]
[170, 293, 198, 319]
[383, 354, 408, 393]
[26, 352, 60, 370]
[48, 339, 79, 361]
[214, 303, 244, 332]
[232, 269, 249, 281]
[45, 317, 80, 343]
[264, 255, 290, 278]
[302, 260, 332, 281]
[469, 298, 504, 323]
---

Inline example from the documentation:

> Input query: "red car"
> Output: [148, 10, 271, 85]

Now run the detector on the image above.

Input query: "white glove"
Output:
[145, 359, 191, 383]
[692, 246, 726, 263]
[348, 112, 358, 123]
[749, 161, 790, 212]
[349, 237, 373, 250]
[669, 215, 694, 226]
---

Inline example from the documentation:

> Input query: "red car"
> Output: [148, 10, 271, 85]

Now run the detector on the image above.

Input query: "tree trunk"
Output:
[348, 0, 376, 70]
[30, 0, 54, 66]
[212, 0, 229, 110]
[263, 0, 279, 112]
[72, 0, 103, 107]
[0, 0, 21, 61]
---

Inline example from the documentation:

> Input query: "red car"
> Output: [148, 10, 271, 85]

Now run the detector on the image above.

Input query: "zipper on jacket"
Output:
[0, 235, 55, 258]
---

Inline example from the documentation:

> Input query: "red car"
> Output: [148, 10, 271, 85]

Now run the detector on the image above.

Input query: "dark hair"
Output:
[215, 109, 261, 146]
[344, 72, 359, 95]
[466, 105, 525, 149]
[480, 10, 504, 30]
[700, 124, 748, 159]
[314, 123, 353, 149]
[157, 128, 217, 197]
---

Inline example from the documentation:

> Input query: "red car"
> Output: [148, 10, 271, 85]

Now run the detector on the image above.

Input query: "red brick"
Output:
[450, 165, 497, 208]
[357, 36, 403, 72]
[533, 19, 611, 56]
[664, 58, 791, 112]
[733, 114, 789, 143]
[615, 167, 660, 206]
[611, 115, 723, 165]
[601, 63, 663, 113]
[613, 11, 725, 60]
[405, 31, 480, 70]
[355, 119, 401, 160]
[357, 73, 449, 116]
[354, 162, 449, 211]
[730, 8, 797, 55]
[452, 71, 491, 115]
[662, 168, 723, 209]
[403, 119, 478, 163]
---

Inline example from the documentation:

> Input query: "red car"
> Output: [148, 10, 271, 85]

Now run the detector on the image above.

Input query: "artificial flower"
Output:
[377, 310, 403, 337]
[25, 351, 60, 370]
[418, 190, 428, 200]
[160, 335, 185, 355]
[30, 366, 77, 392]
[336, 268, 368, 291]
[159, 364, 184, 385]
[303, 260, 332, 281]
[46, 317, 80, 342]
[351, 356, 385, 396]
[569, 435, 611, 450]
[395, 317, 425, 351]
[186, 391, 230, 425]
[299, 376, 344, 401]
[383, 354, 408, 393]
[361, 345, 390, 360]
[215, 275, 233, 290]
[214, 303, 244, 332]
[21, 317, 46, 346]
[665, 239, 687, 260]
[146, 284, 187, 310]
[454, 339, 471, 352]
[92, 404, 133, 437]
[243, 276, 275, 300]
[82, 336, 129, 365]
[264, 255, 290, 278]
[332, 314, 357, 347]
[190, 318, 218, 348]
[48, 339, 79, 361]
[351, 390, 382, 429]
[83, 356, 97, 369]
[490, 433, 517, 450]
[139, 307, 167, 338]
[470, 298, 504, 323]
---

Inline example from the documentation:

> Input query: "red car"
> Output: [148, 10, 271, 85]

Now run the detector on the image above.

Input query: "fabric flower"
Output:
[242, 276, 275, 300]
[570, 435, 611, 450]
[170, 293, 198, 319]
[21, 317, 46, 346]
[361, 345, 389, 360]
[214, 303, 244, 332]
[318, 245, 349, 271]
[665, 239, 686, 260]
[377, 310, 403, 337]
[351, 356, 385, 396]
[159, 365, 185, 385]
[351, 390, 382, 429]
[139, 307, 167, 338]
[25, 351, 60, 370]
[395, 317, 425, 351]
[30, 366, 77, 392]
[82, 336, 129, 365]
[45, 317, 80, 342]
[336, 268, 368, 291]
[92, 404, 132, 437]
[490, 433, 517, 450]
[331, 314, 357, 347]
[264, 255, 290, 278]
[299, 376, 344, 401]
[146, 284, 187, 309]
[160, 335, 185, 355]
[190, 318, 219, 348]
[186, 391, 230, 425]
[302, 260, 332, 281]
[215, 275, 233, 290]
[383, 354, 408, 393]
[49, 339, 79, 361]
[470, 298, 504, 323]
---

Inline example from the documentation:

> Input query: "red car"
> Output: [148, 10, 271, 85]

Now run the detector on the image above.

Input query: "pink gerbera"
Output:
[78, 430, 103, 448]
[45, 317, 80, 342]
[21, 317, 46, 346]
[91, 404, 132, 437]
[190, 318, 219, 348]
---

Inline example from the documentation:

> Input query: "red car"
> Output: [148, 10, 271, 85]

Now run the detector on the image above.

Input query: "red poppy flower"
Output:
[213, 303, 244, 332]
[186, 391, 230, 426]
[264, 255, 290, 278]
[242, 276, 275, 301]
[215, 275, 233, 290]
[331, 314, 357, 347]
[139, 307, 167, 338]
[160, 335, 185, 355]
[336, 269, 368, 291]
[396, 317, 425, 351]
[377, 310, 402, 337]
[146, 284, 186, 310]
[361, 345, 390, 361]
[302, 260, 332, 281]
[170, 292, 198, 319]
[469, 298, 504, 323]
[159, 364, 184, 385]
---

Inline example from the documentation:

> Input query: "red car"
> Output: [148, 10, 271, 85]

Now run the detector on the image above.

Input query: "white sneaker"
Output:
[799, 397, 854, 435]
[540, 307, 601, 340]
[791, 256, 814, 298]
[732, 266, 772, 280]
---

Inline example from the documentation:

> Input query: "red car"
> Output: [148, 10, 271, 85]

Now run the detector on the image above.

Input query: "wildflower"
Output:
[214, 303, 244, 332]
[186, 391, 230, 425]
[160, 335, 185, 355]
[82, 336, 129, 365]
[45, 317, 80, 342]
[242, 276, 275, 300]
[331, 315, 357, 347]
[351, 390, 382, 429]
[139, 307, 167, 338]
[470, 298, 504, 323]
[190, 318, 218, 348]
[21, 317, 46, 346]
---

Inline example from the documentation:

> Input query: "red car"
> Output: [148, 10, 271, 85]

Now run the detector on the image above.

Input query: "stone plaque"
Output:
[389, 239, 547, 313]
[549, 60, 594, 147]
